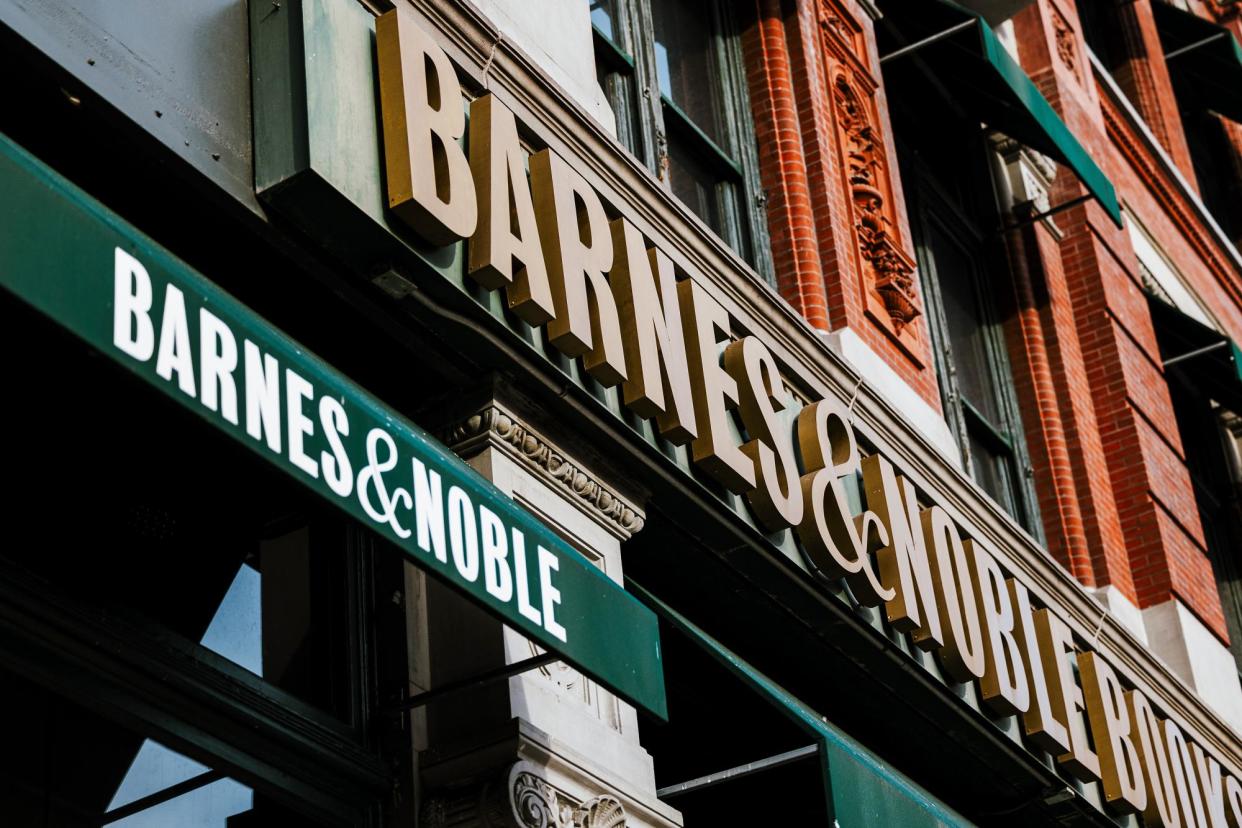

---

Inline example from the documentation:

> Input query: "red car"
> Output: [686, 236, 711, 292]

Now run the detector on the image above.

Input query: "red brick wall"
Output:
[742, 0, 831, 332]
[741, 0, 942, 413]
[1007, 0, 1229, 639]
[738, 0, 1241, 642]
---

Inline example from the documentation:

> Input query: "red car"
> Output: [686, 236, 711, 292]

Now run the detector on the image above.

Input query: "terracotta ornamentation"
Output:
[832, 71, 920, 333]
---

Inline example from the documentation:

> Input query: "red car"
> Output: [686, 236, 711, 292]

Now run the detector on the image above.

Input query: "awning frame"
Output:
[879, 20, 977, 64]
[1152, 1, 1242, 124]
[878, 0, 1125, 228]
[1146, 291, 1242, 414]
[630, 581, 976, 828]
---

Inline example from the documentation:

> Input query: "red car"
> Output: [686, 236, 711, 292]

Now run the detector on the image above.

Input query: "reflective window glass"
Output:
[4, 317, 359, 725]
[590, 0, 617, 41]
[0, 668, 326, 826]
[651, 0, 727, 147]
[927, 220, 1001, 424]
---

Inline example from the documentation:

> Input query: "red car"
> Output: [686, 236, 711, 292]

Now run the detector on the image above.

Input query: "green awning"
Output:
[1147, 293, 1242, 414]
[878, 0, 1124, 227]
[1152, 1, 1242, 124]
[631, 583, 974, 828]
[0, 130, 668, 720]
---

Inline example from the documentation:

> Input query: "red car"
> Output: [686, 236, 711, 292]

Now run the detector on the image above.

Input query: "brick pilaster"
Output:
[1012, 0, 1228, 638]
[742, 0, 831, 330]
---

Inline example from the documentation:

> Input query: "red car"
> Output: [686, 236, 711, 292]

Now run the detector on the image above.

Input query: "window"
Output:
[1077, 0, 1132, 89]
[1148, 281, 1242, 677]
[0, 666, 332, 827]
[1081, 1, 1242, 245]
[886, 70, 1042, 534]
[589, 0, 774, 282]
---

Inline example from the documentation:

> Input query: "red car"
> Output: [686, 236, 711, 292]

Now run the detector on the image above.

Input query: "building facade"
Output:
[1, 0, 1242, 825]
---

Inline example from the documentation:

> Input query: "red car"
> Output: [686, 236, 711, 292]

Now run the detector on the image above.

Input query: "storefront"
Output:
[2, 0, 1241, 825]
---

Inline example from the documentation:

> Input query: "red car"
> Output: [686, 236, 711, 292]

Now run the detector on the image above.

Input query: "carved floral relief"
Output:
[826, 46, 921, 336]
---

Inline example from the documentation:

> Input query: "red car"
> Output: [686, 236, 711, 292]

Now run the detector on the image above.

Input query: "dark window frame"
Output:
[912, 176, 1041, 535]
[589, 0, 775, 284]
[1167, 361, 1242, 680]
[893, 121, 1043, 536]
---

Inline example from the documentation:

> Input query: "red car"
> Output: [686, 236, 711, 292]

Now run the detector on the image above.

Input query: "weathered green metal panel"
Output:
[0, 131, 667, 721]
[251, 0, 463, 284]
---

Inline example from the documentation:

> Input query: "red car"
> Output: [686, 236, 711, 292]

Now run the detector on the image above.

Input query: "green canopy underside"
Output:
[630, 582, 974, 828]
[880, 0, 1124, 227]
[1153, 1, 1242, 124]
[1147, 293, 1242, 414]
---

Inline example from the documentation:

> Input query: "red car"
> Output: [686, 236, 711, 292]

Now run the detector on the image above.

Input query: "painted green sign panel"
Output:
[0, 132, 667, 720]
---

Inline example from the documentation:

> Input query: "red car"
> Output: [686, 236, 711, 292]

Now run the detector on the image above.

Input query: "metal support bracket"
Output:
[879, 20, 977, 64]
[1165, 32, 1229, 61]
[1163, 340, 1229, 367]
[656, 744, 819, 798]
[999, 193, 1093, 234]
[101, 770, 226, 824]
[388, 651, 560, 714]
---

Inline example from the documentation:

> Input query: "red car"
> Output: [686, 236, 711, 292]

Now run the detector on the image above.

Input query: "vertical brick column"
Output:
[1012, 0, 1228, 639]
[742, 0, 831, 330]
[999, 208, 1134, 602]
[1001, 218, 1095, 585]
[1058, 197, 1225, 638]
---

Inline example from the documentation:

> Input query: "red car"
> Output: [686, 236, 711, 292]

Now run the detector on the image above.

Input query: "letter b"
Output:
[376, 8, 477, 244]
[113, 247, 155, 361]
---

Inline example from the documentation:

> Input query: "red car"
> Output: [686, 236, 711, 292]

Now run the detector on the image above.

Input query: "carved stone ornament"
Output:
[833, 73, 921, 333]
[817, 0, 867, 53]
[992, 135, 1057, 218]
[817, 5, 851, 43]
[511, 771, 628, 828]
[513, 773, 559, 828]
[445, 404, 645, 538]
[1052, 7, 1080, 79]
[422, 766, 628, 828]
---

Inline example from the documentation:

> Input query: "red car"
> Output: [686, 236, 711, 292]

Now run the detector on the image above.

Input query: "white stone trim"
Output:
[820, 328, 962, 467]
[1127, 213, 1217, 327]
[471, 0, 616, 135]
[1089, 585, 1149, 646]
[1143, 599, 1242, 734]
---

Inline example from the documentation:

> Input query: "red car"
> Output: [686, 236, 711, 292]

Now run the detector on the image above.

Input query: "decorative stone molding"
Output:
[830, 65, 920, 334]
[513, 771, 627, 828]
[423, 765, 628, 828]
[517, 634, 624, 732]
[445, 403, 646, 539]
[512, 772, 558, 828]
[819, 1, 921, 338]
[1052, 6, 1080, 80]
[817, 3, 862, 54]
[992, 135, 1057, 219]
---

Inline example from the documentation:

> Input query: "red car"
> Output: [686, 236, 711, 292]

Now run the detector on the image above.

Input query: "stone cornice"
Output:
[445, 402, 646, 540]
